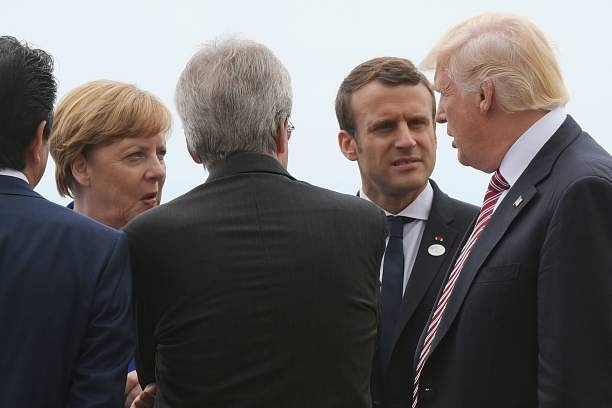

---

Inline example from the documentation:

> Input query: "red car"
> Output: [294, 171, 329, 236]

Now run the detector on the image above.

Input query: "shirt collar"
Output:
[0, 168, 29, 184]
[359, 180, 433, 220]
[499, 107, 566, 186]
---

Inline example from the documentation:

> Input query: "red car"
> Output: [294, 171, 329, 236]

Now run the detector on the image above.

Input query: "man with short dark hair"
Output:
[336, 57, 478, 408]
[0, 36, 133, 408]
[125, 38, 387, 408]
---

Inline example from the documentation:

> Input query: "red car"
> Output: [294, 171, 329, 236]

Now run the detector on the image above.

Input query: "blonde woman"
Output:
[50, 80, 171, 407]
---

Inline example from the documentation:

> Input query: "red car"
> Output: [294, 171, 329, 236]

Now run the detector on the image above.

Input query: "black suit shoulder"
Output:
[126, 169, 387, 244]
[124, 163, 387, 407]
[429, 179, 478, 227]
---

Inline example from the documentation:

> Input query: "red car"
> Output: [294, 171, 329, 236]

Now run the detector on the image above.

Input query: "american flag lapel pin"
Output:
[513, 195, 523, 207]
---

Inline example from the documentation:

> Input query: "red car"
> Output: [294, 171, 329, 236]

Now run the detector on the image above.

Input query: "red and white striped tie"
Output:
[412, 170, 510, 407]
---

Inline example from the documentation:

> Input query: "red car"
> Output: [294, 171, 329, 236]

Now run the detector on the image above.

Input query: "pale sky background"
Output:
[3, 0, 611, 207]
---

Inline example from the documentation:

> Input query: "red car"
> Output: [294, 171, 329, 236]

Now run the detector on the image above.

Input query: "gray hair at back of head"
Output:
[175, 37, 292, 166]
[421, 13, 569, 113]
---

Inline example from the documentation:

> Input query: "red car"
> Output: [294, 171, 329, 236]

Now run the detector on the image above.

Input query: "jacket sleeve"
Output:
[67, 233, 134, 408]
[538, 175, 612, 407]
[124, 224, 158, 388]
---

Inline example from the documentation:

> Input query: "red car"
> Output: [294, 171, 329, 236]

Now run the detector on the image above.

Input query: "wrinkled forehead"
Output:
[432, 62, 452, 92]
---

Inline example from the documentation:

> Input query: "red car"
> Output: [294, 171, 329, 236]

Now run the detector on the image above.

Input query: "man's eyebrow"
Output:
[367, 118, 394, 130]
[408, 114, 430, 123]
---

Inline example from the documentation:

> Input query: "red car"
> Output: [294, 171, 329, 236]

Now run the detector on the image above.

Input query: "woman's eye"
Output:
[125, 152, 144, 161]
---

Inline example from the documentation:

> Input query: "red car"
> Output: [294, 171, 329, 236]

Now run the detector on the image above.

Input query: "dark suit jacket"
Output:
[371, 180, 478, 408]
[124, 153, 387, 408]
[415, 116, 612, 407]
[0, 175, 133, 408]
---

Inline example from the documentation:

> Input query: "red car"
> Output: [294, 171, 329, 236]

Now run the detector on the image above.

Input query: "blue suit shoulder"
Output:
[0, 187, 132, 408]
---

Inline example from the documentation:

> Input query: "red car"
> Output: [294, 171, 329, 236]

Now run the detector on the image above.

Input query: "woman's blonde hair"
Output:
[50, 80, 171, 197]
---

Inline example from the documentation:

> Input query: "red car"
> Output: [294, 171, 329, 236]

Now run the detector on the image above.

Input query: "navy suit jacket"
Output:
[0, 176, 133, 408]
[371, 180, 478, 408]
[415, 116, 612, 407]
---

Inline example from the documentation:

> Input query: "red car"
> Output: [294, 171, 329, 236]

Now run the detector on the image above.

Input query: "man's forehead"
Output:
[432, 68, 450, 91]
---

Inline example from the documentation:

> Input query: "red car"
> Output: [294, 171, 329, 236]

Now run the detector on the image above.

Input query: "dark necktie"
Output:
[379, 215, 415, 366]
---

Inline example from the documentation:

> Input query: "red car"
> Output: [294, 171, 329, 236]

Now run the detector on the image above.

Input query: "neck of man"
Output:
[363, 183, 426, 215]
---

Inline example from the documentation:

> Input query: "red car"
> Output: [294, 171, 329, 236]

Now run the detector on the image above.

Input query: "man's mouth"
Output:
[391, 158, 420, 167]
[141, 192, 158, 205]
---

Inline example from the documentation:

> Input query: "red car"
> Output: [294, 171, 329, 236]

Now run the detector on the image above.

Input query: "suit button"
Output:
[422, 386, 434, 401]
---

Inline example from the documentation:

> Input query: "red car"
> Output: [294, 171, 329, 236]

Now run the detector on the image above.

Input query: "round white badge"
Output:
[428, 244, 446, 257]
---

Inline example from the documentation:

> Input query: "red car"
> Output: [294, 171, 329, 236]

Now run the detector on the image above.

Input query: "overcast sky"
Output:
[4, 0, 610, 207]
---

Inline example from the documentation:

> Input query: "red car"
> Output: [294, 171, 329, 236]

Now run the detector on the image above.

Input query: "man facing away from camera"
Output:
[124, 38, 387, 408]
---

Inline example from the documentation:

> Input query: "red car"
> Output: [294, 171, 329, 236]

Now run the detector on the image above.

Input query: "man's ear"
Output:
[479, 79, 495, 113]
[71, 153, 91, 187]
[188, 148, 202, 164]
[28, 120, 47, 166]
[22, 120, 48, 187]
[338, 130, 358, 161]
[275, 118, 288, 156]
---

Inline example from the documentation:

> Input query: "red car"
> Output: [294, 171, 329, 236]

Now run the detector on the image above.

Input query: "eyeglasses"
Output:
[287, 118, 295, 139]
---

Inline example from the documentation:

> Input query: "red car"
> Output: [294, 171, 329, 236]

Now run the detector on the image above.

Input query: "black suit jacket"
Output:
[0, 176, 133, 408]
[371, 180, 478, 408]
[415, 116, 612, 407]
[124, 153, 387, 408]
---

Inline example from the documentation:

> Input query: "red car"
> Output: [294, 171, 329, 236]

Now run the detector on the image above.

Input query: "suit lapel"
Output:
[384, 182, 467, 368]
[427, 116, 583, 354]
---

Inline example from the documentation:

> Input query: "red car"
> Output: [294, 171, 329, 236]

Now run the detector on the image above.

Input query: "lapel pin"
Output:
[513, 195, 523, 207]
[428, 243, 446, 257]
[434, 235, 445, 242]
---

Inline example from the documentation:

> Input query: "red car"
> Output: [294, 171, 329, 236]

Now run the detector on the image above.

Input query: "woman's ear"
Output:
[71, 154, 91, 187]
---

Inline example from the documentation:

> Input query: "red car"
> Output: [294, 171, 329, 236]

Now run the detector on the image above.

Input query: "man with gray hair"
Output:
[124, 38, 386, 407]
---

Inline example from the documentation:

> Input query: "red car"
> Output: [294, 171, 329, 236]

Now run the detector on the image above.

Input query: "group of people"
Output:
[1, 12, 611, 408]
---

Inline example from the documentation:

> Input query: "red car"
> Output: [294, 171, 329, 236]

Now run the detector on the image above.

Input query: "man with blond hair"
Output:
[412, 13, 612, 407]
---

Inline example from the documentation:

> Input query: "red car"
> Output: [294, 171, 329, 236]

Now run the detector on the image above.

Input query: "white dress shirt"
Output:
[0, 168, 29, 183]
[495, 107, 567, 211]
[361, 181, 434, 294]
